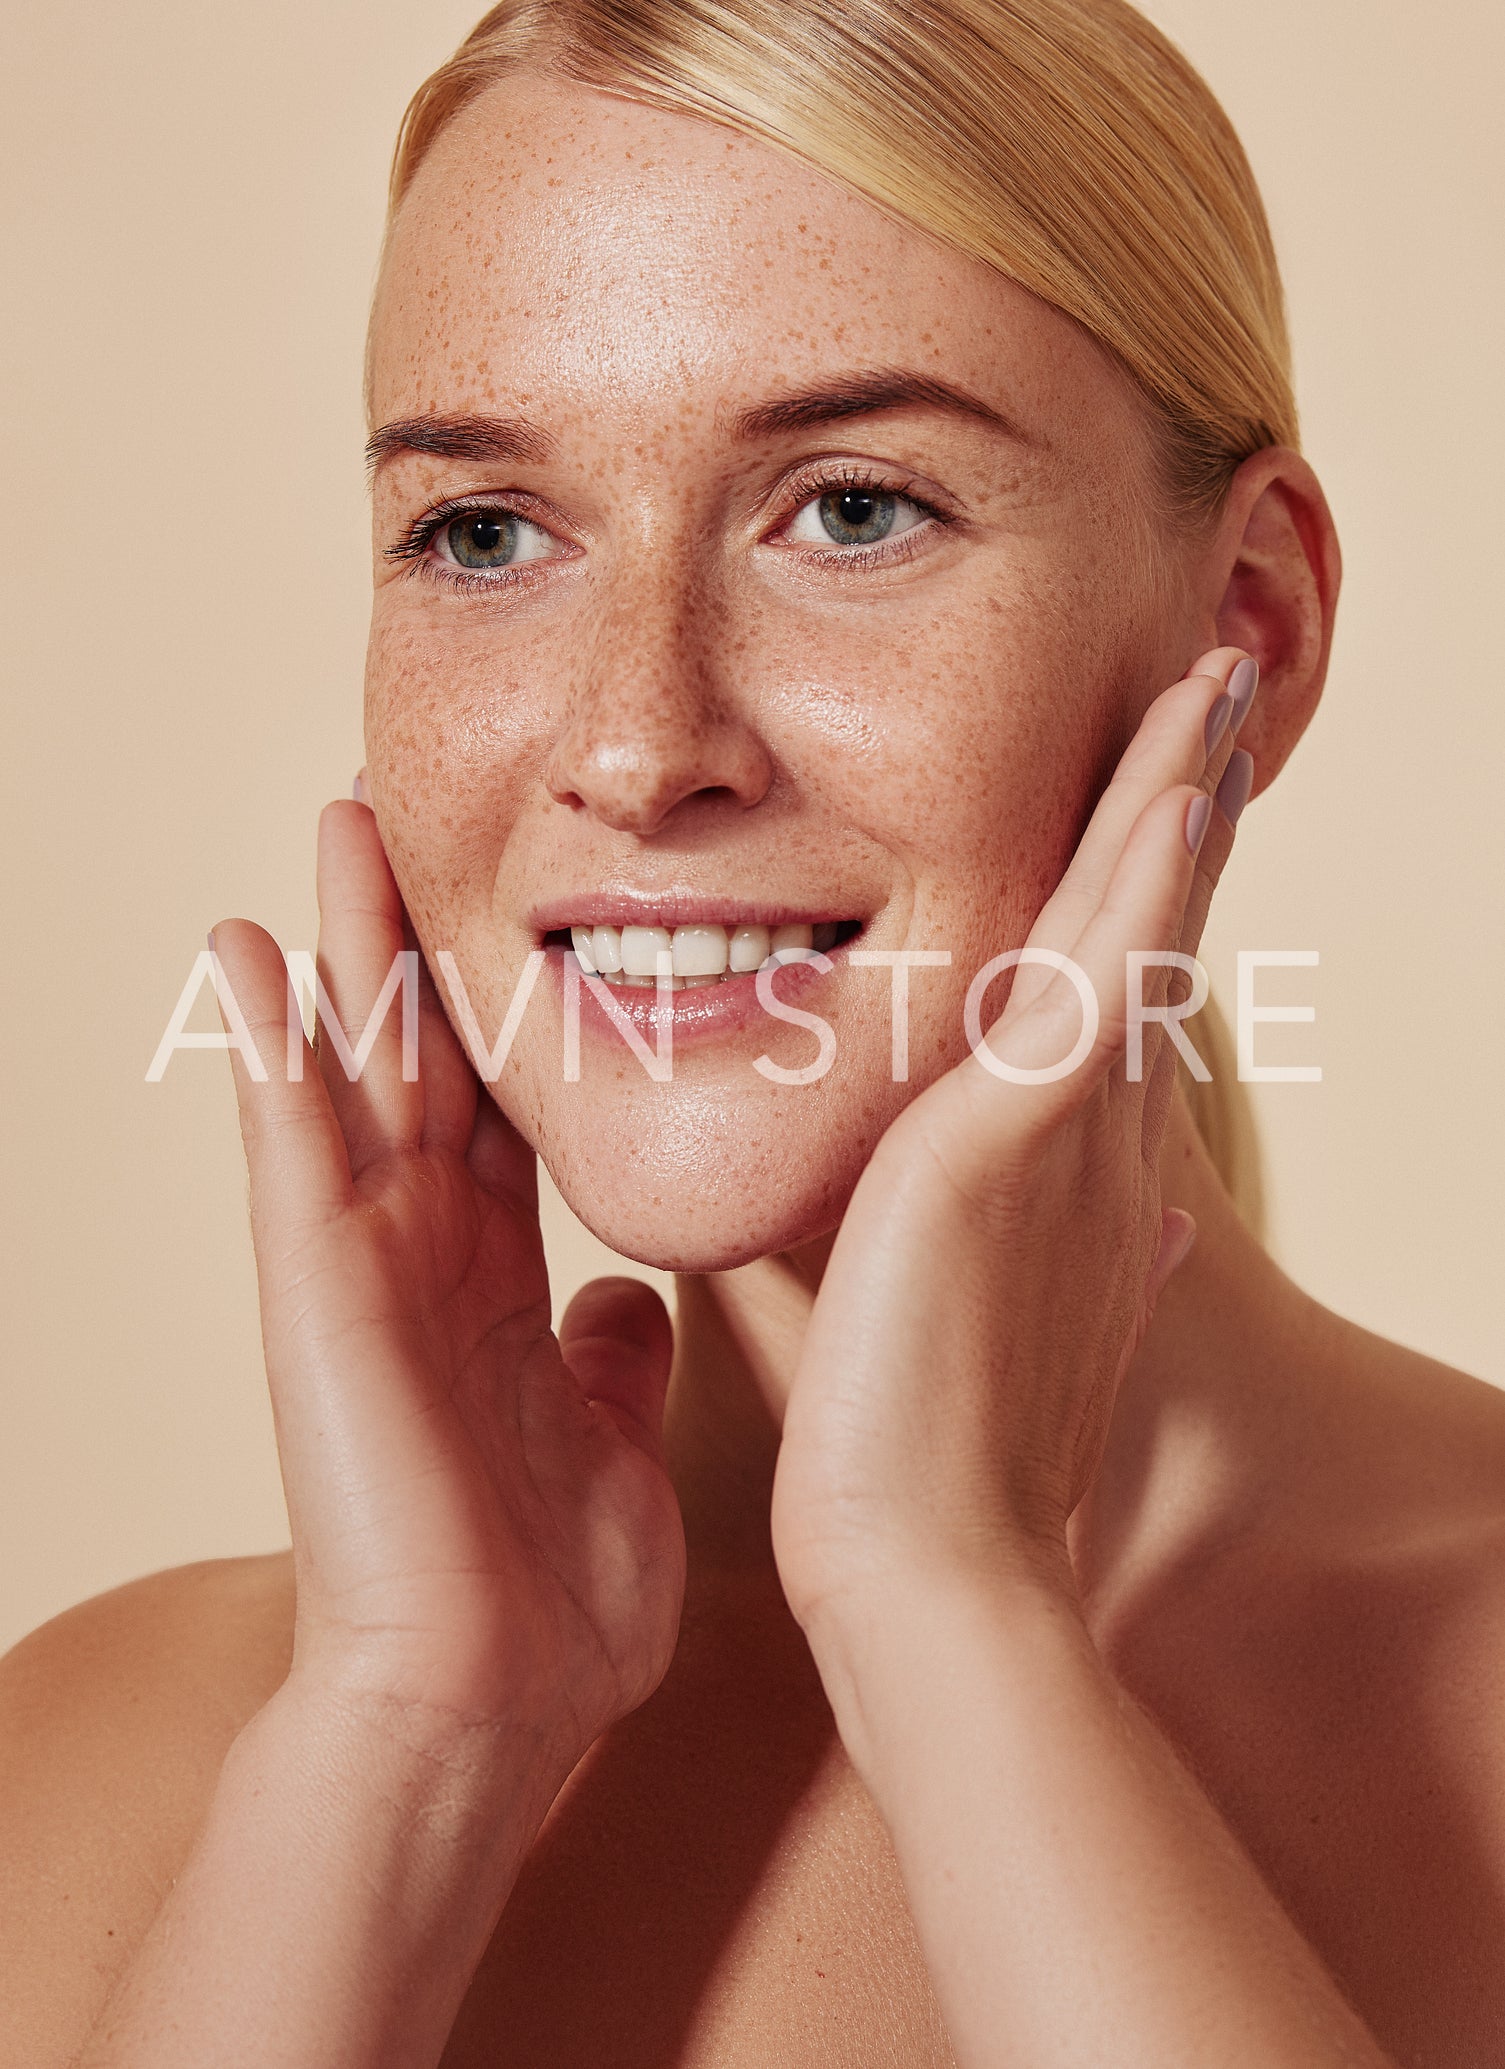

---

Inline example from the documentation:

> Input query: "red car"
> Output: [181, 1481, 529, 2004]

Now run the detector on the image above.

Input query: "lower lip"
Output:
[545, 945, 839, 1048]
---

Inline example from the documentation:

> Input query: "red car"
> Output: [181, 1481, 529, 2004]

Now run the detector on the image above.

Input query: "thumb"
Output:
[558, 1276, 675, 1459]
[1145, 1208, 1198, 1321]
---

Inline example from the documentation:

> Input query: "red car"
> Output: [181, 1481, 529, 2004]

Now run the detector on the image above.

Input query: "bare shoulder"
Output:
[1220, 1304, 1505, 1663]
[1319, 1313, 1505, 1568]
[1113, 1312, 1505, 2061]
[1330, 1323, 1505, 1701]
[1116, 1286, 1505, 1794]
[0, 1552, 294, 2063]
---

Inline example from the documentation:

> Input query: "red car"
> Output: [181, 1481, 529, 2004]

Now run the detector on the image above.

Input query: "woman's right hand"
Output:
[212, 795, 685, 1779]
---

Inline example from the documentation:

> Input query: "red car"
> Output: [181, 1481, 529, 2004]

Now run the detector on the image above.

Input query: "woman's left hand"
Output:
[770, 648, 1251, 1646]
[767, 649, 1399, 2069]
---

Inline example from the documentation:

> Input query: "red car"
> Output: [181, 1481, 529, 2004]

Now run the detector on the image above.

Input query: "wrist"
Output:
[799, 1552, 1088, 1788]
[283, 1602, 593, 1769]
[78, 1651, 575, 2065]
[239, 1665, 576, 1889]
[794, 1524, 1078, 1679]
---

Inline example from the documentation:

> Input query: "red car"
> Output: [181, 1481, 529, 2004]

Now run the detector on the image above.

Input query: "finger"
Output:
[1144, 1209, 1197, 1320]
[1187, 643, 1259, 733]
[209, 917, 353, 1236]
[1053, 657, 1243, 909]
[1012, 652, 1255, 1018]
[340, 786, 484, 1157]
[558, 1277, 675, 1461]
[404, 907, 481, 1158]
[466, 1087, 540, 1212]
[1140, 738, 1253, 1132]
[1142, 724, 1256, 1109]
[313, 800, 423, 1170]
[1173, 746, 1250, 980]
[1072, 784, 1210, 1081]
[970, 783, 1206, 1124]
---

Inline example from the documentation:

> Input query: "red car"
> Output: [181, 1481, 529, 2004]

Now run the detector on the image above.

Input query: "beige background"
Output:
[2, 1, 1500, 1654]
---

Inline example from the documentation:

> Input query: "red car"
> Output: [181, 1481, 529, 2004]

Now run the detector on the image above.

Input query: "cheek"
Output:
[937, 598, 1116, 913]
[758, 573, 1123, 929]
[769, 572, 1135, 1085]
[362, 610, 543, 943]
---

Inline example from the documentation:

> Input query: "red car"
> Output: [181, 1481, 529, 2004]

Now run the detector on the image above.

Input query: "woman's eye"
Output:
[785, 486, 928, 550]
[434, 508, 557, 572]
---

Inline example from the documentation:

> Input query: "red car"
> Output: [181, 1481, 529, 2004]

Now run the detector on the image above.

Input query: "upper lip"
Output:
[528, 891, 862, 934]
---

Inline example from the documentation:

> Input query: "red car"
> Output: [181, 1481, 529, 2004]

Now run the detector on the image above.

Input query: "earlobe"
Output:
[1208, 448, 1341, 793]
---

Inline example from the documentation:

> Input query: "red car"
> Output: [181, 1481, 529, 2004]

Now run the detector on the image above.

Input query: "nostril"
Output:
[545, 707, 775, 831]
[688, 783, 753, 811]
[546, 774, 763, 836]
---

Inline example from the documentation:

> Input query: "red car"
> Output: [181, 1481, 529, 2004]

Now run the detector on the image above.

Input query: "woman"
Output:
[4, 1, 1502, 2062]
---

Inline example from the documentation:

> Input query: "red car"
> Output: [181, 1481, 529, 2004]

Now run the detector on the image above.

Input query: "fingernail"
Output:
[1185, 791, 1213, 855]
[1203, 692, 1234, 756]
[206, 928, 217, 954]
[1215, 748, 1255, 825]
[352, 769, 368, 804]
[1228, 657, 1259, 734]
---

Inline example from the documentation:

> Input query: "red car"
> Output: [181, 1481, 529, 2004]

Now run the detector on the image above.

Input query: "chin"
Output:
[519, 1075, 896, 1274]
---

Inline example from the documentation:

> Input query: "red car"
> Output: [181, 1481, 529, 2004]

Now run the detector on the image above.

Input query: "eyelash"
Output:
[779, 461, 951, 571]
[383, 463, 953, 594]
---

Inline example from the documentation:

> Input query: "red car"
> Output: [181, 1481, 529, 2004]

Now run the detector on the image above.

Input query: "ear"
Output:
[1196, 448, 1342, 793]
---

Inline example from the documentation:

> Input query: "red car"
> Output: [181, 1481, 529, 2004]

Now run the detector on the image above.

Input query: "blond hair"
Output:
[386, 0, 1280, 1228]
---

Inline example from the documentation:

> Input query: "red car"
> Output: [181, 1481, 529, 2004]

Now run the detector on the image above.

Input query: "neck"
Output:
[662, 1088, 1301, 1603]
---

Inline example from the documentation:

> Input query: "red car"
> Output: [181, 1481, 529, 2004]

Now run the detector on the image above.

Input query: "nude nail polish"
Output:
[1204, 692, 1234, 755]
[1228, 657, 1259, 733]
[1185, 792, 1213, 855]
[1215, 748, 1255, 825]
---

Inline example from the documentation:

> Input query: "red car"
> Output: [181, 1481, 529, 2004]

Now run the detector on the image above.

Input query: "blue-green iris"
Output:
[817, 489, 897, 545]
[447, 511, 518, 568]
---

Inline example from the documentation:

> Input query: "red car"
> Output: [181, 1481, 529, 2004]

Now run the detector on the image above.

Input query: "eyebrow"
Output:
[365, 368, 1031, 477]
[365, 412, 557, 476]
[729, 368, 1033, 447]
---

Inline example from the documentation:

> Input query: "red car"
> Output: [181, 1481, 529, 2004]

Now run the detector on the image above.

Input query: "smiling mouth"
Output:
[543, 918, 862, 990]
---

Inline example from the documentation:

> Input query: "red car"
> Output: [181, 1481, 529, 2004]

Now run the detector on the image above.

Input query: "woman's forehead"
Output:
[367, 74, 1113, 446]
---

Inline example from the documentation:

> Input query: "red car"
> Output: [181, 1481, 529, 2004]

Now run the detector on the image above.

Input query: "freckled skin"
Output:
[365, 74, 1205, 1270]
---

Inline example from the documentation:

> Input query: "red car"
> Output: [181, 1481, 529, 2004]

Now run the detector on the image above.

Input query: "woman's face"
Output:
[365, 74, 1215, 1270]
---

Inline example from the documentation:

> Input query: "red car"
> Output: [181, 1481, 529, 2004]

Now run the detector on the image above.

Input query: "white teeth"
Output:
[769, 922, 814, 963]
[569, 917, 847, 987]
[620, 924, 673, 977]
[671, 924, 730, 976]
[728, 924, 771, 972]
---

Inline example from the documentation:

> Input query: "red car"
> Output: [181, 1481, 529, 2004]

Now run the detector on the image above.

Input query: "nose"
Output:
[544, 562, 774, 836]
